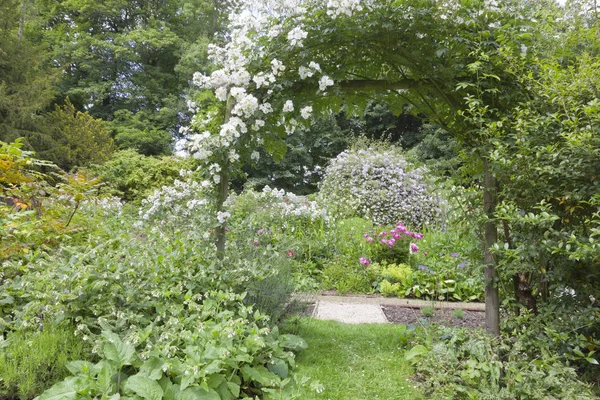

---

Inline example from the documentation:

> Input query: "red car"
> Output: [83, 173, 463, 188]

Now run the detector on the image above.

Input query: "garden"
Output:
[1, 0, 600, 399]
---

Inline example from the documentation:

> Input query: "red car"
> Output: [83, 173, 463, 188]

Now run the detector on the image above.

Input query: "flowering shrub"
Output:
[361, 220, 424, 266]
[134, 174, 213, 236]
[227, 185, 329, 226]
[317, 146, 444, 228]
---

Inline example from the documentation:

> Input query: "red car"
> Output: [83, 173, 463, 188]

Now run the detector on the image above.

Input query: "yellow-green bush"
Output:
[380, 280, 402, 297]
[381, 263, 412, 283]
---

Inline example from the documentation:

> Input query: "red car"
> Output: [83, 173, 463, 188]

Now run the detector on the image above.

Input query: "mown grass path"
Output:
[286, 318, 424, 399]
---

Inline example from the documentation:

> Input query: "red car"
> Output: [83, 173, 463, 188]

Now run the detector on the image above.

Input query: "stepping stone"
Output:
[314, 301, 388, 324]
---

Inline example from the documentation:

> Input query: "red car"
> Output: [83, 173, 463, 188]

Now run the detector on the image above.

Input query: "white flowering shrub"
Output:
[134, 173, 214, 235]
[317, 146, 444, 228]
[227, 185, 329, 227]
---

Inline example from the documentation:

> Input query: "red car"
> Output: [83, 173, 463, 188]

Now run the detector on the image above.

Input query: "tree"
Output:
[35, 0, 232, 155]
[0, 0, 57, 143]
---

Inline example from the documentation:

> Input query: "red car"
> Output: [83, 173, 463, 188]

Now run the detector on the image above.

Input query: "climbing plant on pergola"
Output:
[186, 0, 557, 335]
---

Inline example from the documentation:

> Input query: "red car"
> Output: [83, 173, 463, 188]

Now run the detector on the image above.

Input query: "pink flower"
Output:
[359, 257, 371, 266]
[381, 238, 388, 245]
[287, 250, 295, 257]
[414, 233, 424, 240]
[363, 233, 370, 238]
[257, 229, 264, 235]
[410, 243, 419, 253]
[388, 238, 396, 248]
[393, 233, 401, 240]
[379, 231, 387, 236]
[253, 240, 259, 246]
[366, 236, 373, 243]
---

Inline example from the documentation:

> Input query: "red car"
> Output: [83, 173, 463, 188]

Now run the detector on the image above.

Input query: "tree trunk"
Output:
[18, 0, 27, 41]
[215, 97, 235, 260]
[483, 158, 500, 336]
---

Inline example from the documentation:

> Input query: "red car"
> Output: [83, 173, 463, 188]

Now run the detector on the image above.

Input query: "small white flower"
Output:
[283, 100, 294, 112]
[300, 106, 313, 119]
[287, 26, 308, 47]
[319, 75, 334, 91]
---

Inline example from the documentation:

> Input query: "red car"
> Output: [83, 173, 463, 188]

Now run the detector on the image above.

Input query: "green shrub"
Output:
[452, 309, 465, 319]
[0, 323, 89, 398]
[405, 326, 596, 399]
[381, 263, 412, 283]
[322, 258, 377, 293]
[90, 149, 193, 202]
[380, 280, 401, 297]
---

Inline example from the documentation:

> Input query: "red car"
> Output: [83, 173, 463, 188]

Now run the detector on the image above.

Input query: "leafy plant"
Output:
[421, 307, 434, 318]
[405, 326, 596, 399]
[0, 323, 89, 399]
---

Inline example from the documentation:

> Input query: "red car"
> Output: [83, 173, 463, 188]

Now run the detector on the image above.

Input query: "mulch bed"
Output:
[381, 305, 485, 329]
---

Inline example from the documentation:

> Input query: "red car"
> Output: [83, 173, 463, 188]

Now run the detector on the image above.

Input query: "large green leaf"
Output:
[124, 375, 164, 400]
[102, 332, 136, 367]
[65, 360, 94, 375]
[180, 387, 221, 400]
[405, 344, 429, 362]
[267, 358, 289, 379]
[279, 334, 308, 351]
[37, 377, 88, 400]
[139, 357, 164, 380]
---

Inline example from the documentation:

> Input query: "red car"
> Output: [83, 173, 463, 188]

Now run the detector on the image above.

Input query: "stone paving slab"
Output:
[314, 301, 388, 324]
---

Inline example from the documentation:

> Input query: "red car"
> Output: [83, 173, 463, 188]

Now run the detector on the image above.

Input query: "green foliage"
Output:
[37, 0, 229, 153]
[406, 326, 596, 399]
[0, 323, 89, 399]
[322, 258, 378, 294]
[452, 309, 465, 320]
[0, 0, 57, 143]
[380, 263, 412, 284]
[40, 296, 305, 399]
[0, 140, 99, 263]
[488, 54, 600, 313]
[39, 99, 116, 170]
[91, 150, 194, 202]
[110, 110, 174, 156]
[238, 115, 352, 195]
[406, 124, 460, 176]
[1, 180, 306, 398]
[421, 307, 434, 318]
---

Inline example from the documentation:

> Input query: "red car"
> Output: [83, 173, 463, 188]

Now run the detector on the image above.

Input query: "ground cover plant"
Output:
[405, 325, 597, 399]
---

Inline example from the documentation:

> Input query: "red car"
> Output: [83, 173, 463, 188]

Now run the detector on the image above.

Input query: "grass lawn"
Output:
[284, 318, 424, 400]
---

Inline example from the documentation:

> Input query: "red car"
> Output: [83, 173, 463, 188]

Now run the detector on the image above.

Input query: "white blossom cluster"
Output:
[317, 147, 445, 228]
[79, 196, 124, 218]
[228, 185, 330, 223]
[181, 0, 340, 184]
[326, 0, 364, 18]
[135, 178, 211, 233]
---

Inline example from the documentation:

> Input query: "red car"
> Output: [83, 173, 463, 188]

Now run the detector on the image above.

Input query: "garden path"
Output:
[299, 294, 485, 324]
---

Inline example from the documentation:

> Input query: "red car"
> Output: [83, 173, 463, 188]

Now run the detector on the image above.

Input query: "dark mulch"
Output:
[382, 305, 485, 329]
